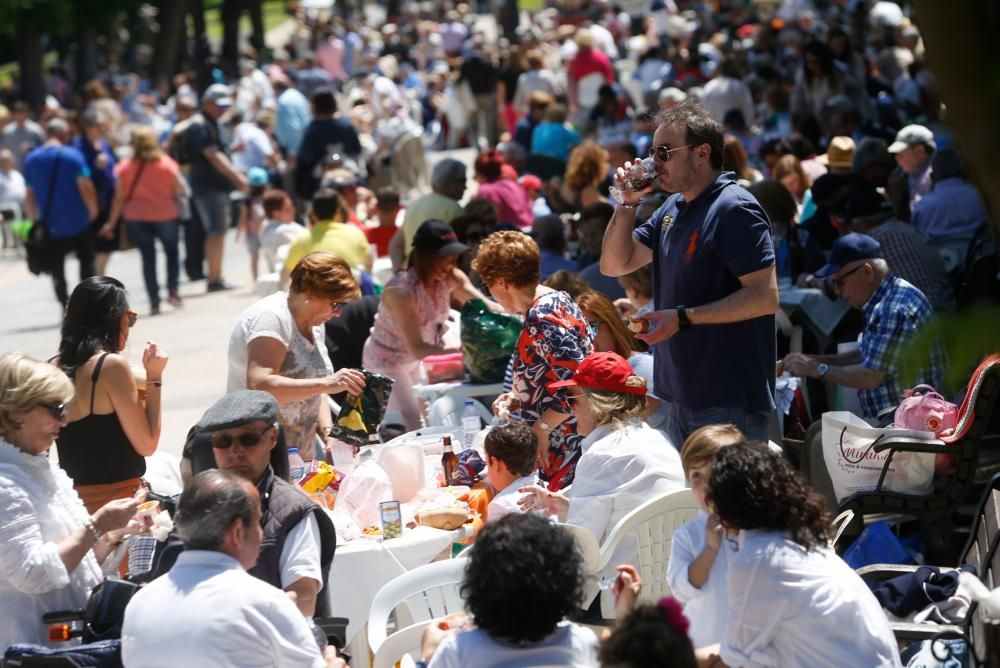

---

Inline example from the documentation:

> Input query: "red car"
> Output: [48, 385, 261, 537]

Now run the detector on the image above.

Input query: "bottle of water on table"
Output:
[462, 399, 481, 451]
[288, 447, 306, 482]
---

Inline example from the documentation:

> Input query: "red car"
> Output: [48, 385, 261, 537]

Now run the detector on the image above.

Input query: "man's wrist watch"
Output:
[676, 305, 692, 330]
[816, 362, 830, 379]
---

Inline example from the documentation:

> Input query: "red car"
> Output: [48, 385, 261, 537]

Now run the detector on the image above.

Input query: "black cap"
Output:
[195, 390, 279, 432]
[844, 189, 891, 221]
[412, 219, 469, 256]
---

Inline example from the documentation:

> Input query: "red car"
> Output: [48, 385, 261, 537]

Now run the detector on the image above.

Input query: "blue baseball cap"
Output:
[814, 233, 884, 278]
[247, 167, 269, 188]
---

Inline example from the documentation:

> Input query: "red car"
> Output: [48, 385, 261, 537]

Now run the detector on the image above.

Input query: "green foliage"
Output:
[900, 304, 1000, 392]
[0, 0, 141, 38]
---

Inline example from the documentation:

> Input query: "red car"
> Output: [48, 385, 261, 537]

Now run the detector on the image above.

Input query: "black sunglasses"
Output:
[648, 143, 694, 162]
[832, 263, 866, 288]
[211, 424, 275, 449]
[566, 392, 587, 404]
[38, 402, 68, 421]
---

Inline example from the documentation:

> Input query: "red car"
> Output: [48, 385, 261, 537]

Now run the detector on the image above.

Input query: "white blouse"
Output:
[721, 529, 901, 668]
[0, 437, 105, 648]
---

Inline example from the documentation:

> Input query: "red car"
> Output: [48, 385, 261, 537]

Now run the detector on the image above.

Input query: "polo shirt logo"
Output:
[661, 214, 673, 230]
[684, 231, 699, 263]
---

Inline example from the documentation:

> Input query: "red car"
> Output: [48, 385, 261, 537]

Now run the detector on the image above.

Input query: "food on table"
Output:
[417, 506, 470, 531]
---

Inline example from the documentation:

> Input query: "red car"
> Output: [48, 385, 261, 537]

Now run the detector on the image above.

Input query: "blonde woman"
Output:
[519, 351, 684, 576]
[101, 126, 189, 314]
[0, 353, 141, 648]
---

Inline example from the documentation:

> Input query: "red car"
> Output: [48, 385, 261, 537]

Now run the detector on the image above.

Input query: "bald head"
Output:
[176, 470, 258, 556]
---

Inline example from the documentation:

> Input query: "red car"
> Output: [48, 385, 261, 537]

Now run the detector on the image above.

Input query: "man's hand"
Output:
[492, 392, 520, 417]
[613, 160, 653, 207]
[635, 309, 680, 345]
[782, 352, 818, 378]
[323, 646, 348, 668]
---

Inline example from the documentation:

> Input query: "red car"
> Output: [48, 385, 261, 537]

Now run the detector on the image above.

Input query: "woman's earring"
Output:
[304, 298, 310, 304]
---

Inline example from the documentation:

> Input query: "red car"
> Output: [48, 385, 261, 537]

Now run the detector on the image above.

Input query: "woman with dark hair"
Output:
[55, 277, 168, 513]
[364, 219, 492, 430]
[705, 443, 900, 668]
[421, 513, 598, 667]
[791, 41, 844, 132]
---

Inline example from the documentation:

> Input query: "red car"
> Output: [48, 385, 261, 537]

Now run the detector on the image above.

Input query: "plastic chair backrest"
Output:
[594, 489, 700, 617]
[368, 558, 468, 655]
[426, 396, 493, 428]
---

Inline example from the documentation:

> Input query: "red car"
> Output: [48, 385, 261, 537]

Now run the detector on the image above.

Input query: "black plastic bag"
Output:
[460, 298, 522, 383]
[329, 371, 394, 446]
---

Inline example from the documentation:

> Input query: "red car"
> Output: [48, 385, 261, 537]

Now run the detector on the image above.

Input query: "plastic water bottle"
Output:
[462, 399, 481, 451]
[288, 447, 306, 482]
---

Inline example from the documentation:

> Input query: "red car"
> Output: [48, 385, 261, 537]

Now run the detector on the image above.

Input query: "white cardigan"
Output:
[0, 436, 105, 648]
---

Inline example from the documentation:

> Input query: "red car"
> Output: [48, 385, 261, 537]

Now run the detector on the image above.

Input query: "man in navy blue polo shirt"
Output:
[600, 103, 778, 446]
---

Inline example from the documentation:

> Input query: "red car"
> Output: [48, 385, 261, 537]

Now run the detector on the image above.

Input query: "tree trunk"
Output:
[912, 0, 1000, 241]
[247, 0, 265, 56]
[220, 0, 244, 76]
[74, 25, 100, 87]
[153, 0, 189, 88]
[500, 0, 520, 45]
[188, 0, 215, 94]
[16, 27, 45, 112]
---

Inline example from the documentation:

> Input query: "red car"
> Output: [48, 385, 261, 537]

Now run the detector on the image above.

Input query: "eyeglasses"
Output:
[37, 402, 68, 421]
[648, 144, 694, 162]
[126, 310, 138, 328]
[566, 392, 587, 405]
[832, 264, 866, 288]
[211, 424, 275, 449]
[330, 301, 347, 312]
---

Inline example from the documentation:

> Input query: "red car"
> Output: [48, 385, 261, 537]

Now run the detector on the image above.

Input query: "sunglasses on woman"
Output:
[648, 143, 694, 162]
[127, 310, 138, 328]
[566, 392, 587, 405]
[37, 402, 68, 421]
[211, 424, 275, 449]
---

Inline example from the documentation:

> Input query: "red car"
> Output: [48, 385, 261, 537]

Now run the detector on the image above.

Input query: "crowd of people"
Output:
[0, 0, 996, 666]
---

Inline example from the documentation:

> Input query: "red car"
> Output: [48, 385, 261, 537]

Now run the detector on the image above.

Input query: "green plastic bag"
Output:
[460, 299, 522, 383]
[11, 220, 32, 243]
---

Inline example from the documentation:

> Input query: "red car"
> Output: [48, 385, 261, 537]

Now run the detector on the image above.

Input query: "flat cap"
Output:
[195, 390, 279, 433]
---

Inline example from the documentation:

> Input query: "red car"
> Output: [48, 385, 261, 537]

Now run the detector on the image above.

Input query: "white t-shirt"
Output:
[259, 219, 304, 272]
[279, 513, 322, 589]
[428, 621, 598, 668]
[666, 510, 735, 647]
[721, 530, 901, 668]
[122, 550, 325, 668]
[486, 473, 538, 523]
[232, 121, 275, 172]
[227, 292, 333, 453]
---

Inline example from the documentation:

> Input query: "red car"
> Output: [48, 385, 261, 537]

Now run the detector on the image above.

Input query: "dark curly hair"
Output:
[484, 419, 537, 478]
[58, 276, 129, 377]
[598, 602, 697, 668]
[461, 513, 584, 644]
[707, 442, 833, 550]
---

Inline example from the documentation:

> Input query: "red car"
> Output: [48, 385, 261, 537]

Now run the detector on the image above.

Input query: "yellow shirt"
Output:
[402, 192, 465, 256]
[284, 219, 370, 271]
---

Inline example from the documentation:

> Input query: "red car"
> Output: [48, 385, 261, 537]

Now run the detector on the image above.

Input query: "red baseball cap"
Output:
[519, 174, 542, 191]
[548, 352, 647, 396]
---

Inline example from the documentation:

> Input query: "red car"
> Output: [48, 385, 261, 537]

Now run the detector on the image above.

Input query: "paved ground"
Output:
[0, 149, 475, 460]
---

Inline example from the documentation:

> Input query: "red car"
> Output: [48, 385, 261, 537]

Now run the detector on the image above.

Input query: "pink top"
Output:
[363, 269, 452, 368]
[568, 49, 615, 85]
[114, 156, 181, 222]
[476, 179, 534, 229]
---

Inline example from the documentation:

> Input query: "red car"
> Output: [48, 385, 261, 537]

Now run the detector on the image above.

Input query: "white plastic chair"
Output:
[570, 488, 701, 618]
[368, 557, 468, 662]
[426, 396, 492, 429]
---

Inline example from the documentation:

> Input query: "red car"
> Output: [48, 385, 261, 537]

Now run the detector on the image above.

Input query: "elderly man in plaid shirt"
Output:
[783, 233, 945, 421]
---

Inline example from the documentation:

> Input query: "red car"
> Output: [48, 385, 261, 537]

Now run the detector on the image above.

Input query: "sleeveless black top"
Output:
[56, 352, 146, 485]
